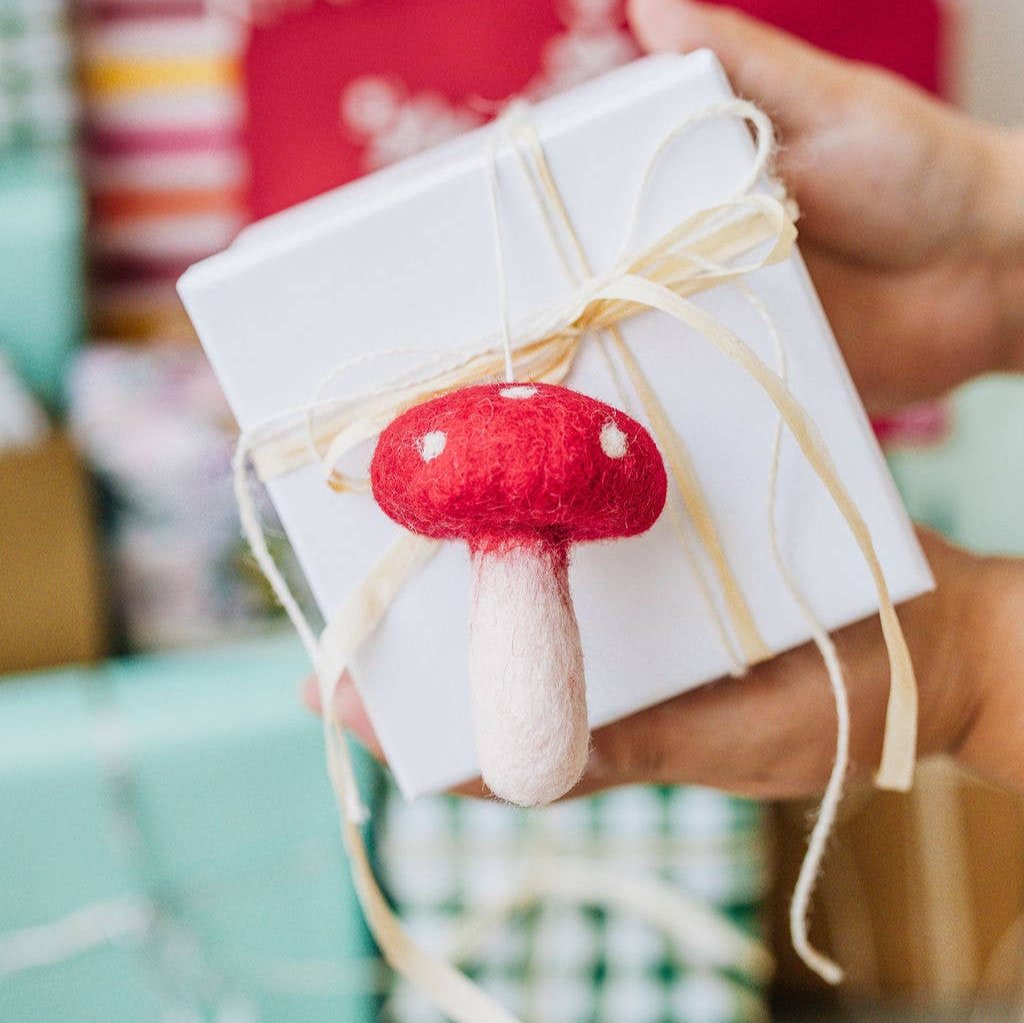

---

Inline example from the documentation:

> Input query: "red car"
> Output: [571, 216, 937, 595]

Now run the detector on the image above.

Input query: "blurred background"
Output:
[1, 1, 1023, 1021]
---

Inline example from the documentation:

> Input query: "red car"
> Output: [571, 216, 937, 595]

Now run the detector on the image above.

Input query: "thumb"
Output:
[302, 672, 385, 758]
[627, 0, 845, 137]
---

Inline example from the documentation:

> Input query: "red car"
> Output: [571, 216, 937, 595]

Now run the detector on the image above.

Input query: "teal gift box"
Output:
[887, 377, 1024, 555]
[0, 635, 382, 1023]
[0, 151, 84, 408]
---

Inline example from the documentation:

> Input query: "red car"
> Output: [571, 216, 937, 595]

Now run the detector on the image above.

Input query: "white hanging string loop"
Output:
[617, 98, 777, 261]
[486, 137, 517, 383]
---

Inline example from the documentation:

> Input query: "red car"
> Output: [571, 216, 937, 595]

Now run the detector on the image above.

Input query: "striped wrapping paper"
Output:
[0, 0, 77, 153]
[79, 0, 250, 340]
[380, 785, 770, 1023]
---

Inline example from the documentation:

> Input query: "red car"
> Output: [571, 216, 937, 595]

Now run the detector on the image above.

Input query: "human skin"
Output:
[306, 0, 1024, 800]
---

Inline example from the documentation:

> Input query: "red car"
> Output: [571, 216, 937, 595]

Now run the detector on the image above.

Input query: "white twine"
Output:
[486, 137, 517, 384]
[617, 99, 774, 257]
[755, 281, 849, 985]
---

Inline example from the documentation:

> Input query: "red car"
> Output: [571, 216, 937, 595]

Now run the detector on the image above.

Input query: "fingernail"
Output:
[334, 680, 362, 721]
[630, 0, 706, 53]
[334, 681, 377, 747]
[301, 675, 322, 713]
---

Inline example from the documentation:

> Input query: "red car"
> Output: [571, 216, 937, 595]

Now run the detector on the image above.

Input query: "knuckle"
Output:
[591, 716, 668, 784]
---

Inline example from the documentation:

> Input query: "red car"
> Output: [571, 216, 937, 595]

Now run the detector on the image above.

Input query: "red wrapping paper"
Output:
[244, 0, 946, 217]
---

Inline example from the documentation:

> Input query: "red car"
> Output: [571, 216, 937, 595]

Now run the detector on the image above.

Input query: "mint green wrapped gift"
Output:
[888, 377, 1024, 555]
[0, 151, 84, 408]
[0, 635, 381, 1023]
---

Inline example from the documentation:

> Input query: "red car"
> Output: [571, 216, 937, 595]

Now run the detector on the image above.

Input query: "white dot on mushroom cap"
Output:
[418, 430, 447, 462]
[499, 385, 538, 400]
[600, 421, 628, 459]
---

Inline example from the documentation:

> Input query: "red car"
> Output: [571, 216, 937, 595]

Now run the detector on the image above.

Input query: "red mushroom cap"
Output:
[370, 382, 667, 550]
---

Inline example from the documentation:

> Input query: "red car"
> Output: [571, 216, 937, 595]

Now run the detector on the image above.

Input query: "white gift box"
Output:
[180, 52, 932, 800]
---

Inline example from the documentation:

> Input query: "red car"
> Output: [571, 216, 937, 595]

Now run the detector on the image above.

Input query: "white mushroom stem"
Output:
[467, 541, 590, 807]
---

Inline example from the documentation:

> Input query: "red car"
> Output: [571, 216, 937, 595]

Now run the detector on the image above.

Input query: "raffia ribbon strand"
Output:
[594, 272, 917, 790]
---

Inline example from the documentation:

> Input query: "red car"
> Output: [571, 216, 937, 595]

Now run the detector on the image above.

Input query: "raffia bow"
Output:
[234, 97, 918, 1016]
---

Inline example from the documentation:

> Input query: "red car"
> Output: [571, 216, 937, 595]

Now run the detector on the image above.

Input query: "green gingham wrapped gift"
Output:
[0, 0, 77, 153]
[379, 785, 769, 1023]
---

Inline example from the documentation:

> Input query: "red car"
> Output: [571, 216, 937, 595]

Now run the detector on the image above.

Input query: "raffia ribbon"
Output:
[233, 97, 919, 1016]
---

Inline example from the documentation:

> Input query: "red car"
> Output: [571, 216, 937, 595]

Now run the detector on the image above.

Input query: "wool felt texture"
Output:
[370, 382, 668, 549]
[468, 542, 589, 806]
[370, 382, 668, 806]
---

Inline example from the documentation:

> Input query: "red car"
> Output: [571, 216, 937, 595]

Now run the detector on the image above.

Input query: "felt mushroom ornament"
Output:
[370, 382, 668, 806]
